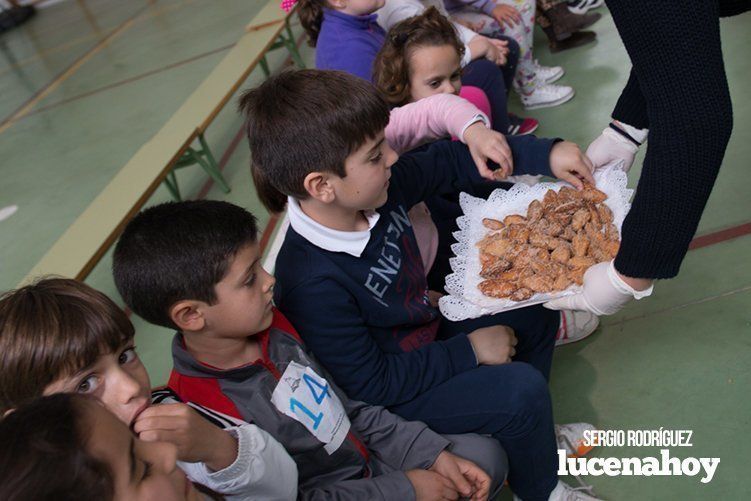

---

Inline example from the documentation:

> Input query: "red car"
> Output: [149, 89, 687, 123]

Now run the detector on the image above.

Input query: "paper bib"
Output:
[271, 361, 350, 454]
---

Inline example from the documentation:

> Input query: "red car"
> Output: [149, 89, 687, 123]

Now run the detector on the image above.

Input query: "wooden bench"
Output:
[20, 1, 303, 284]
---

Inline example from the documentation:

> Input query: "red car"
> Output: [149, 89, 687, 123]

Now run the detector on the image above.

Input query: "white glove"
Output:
[585, 127, 639, 172]
[544, 261, 654, 316]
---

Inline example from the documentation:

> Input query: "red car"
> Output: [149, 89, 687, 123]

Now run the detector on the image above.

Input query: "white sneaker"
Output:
[534, 60, 565, 85]
[567, 0, 604, 15]
[556, 310, 599, 346]
[548, 480, 602, 501]
[520, 84, 575, 110]
[556, 422, 598, 457]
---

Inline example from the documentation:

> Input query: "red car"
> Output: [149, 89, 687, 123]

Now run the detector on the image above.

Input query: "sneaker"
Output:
[556, 310, 599, 346]
[507, 114, 540, 135]
[520, 84, 574, 110]
[547, 480, 602, 501]
[567, 0, 604, 15]
[534, 61, 565, 85]
[556, 423, 598, 457]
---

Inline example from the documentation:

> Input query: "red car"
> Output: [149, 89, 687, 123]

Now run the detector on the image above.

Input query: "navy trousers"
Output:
[389, 304, 560, 501]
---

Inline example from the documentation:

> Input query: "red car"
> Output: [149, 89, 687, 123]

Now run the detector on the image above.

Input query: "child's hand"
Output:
[405, 469, 459, 501]
[467, 325, 517, 365]
[468, 36, 505, 66]
[491, 4, 522, 28]
[430, 451, 492, 500]
[549, 141, 595, 190]
[487, 38, 508, 65]
[133, 403, 238, 472]
[462, 122, 514, 180]
[428, 290, 444, 308]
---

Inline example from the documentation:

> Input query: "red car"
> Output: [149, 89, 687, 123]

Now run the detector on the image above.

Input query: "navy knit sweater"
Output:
[274, 137, 555, 407]
[606, 0, 749, 279]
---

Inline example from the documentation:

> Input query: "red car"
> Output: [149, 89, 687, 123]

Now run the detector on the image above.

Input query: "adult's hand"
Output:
[586, 126, 639, 172]
[544, 261, 654, 315]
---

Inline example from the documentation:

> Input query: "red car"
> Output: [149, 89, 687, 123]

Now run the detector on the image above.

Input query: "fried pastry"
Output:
[482, 218, 505, 230]
[479, 279, 517, 298]
[476, 184, 620, 301]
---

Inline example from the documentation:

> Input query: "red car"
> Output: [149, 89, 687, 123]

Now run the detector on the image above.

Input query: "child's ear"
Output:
[303, 171, 336, 204]
[170, 300, 206, 332]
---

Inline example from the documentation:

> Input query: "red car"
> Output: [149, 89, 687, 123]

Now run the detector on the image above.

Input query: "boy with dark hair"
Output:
[113, 199, 508, 500]
[241, 68, 601, 501]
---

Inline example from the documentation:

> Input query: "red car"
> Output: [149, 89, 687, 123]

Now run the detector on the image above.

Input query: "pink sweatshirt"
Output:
[385, 91, 489, 276]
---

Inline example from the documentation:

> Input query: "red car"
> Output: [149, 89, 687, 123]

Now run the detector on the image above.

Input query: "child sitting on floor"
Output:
[297, 0, 536, 135]
[0, 278, 297, 500]
[0, 393, 201, 500]
[112, 199, 507, 500]
[242, 68, 603, 501]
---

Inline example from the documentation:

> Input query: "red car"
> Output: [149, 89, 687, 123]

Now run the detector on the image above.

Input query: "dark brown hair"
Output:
[113, 200, 258, 329]
[0, 393, 113, 500]
[238, 69, 390, 213]
[298, 0, 327, 47]
[373, 7, 465, 107]
[0, 278, 134, 414]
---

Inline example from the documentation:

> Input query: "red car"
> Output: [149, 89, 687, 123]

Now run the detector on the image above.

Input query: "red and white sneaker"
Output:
[556, 310, 599, 346]
[507, 114, 540, 136]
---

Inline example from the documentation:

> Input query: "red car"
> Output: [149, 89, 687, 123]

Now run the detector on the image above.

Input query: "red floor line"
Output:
[20, 43, 235, 120]
[688, 222, 751, 250]
[259, 214, 281, 252]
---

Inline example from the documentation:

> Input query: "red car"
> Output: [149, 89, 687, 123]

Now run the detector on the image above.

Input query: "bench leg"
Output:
[196, 133, 231, 194]
[260, 55, 271, 78]
[283, 20, 305, 69]
[163, 170, 182, 201]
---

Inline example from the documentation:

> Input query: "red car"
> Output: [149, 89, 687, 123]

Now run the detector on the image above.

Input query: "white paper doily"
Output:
[439, 162, 633, 321]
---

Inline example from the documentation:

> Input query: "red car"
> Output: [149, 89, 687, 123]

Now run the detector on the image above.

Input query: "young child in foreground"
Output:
[0, 278, 297, 500]
[0, 393, 201, 500]
[112, 199, 507, 500]
[242, 68, 602, 501]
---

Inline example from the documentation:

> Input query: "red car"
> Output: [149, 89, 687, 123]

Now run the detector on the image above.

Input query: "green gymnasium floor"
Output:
[0, 2, 749, 499]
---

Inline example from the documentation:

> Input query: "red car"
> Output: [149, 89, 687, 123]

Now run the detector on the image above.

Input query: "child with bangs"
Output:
[243, 68, 603, 501]
[0, 278, 297, 500]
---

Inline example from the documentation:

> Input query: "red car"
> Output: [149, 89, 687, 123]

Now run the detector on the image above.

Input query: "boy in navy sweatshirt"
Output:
[242, 69, 602, 501]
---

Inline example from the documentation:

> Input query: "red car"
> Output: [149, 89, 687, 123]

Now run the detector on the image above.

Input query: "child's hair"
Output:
[0, 393, 113, 500]
[113, 200, 259, 329]
[373, 7, 465, 106]
[238, 69, 390, 213]
[0, 278, 134, 415]
[297, 0, 326, 47]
